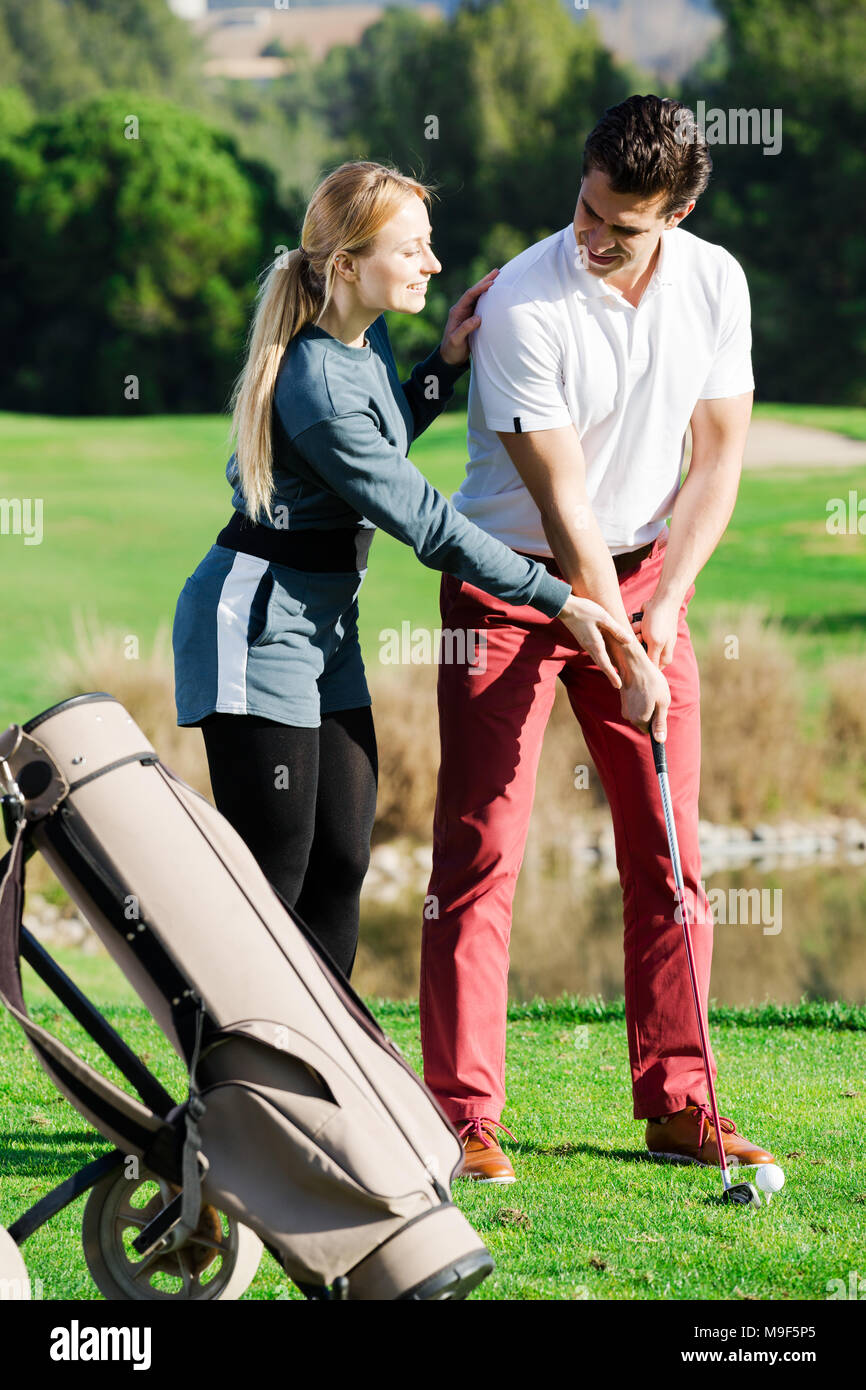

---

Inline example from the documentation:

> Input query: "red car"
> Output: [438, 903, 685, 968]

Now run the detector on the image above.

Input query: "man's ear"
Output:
[667, 199, 696, 230]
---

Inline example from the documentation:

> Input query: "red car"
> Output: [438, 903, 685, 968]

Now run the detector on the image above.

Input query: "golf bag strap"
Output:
[45, 799, 199, 1052]
[0, 824, 179, 1166]
[8, 1150, 124, 1245]
[177, 1003, 208, 1241]
[67, 751, 158, 795]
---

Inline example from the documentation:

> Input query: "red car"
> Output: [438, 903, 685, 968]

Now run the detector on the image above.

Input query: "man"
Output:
[420, 94, 774, 1182]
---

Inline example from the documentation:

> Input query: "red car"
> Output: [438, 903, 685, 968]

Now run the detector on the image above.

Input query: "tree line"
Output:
[0, 0, 863, 413]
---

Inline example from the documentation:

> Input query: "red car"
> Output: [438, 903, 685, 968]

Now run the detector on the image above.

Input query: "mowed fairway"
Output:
[1, 952, 863, 1301]
[0, 405, 864, 725]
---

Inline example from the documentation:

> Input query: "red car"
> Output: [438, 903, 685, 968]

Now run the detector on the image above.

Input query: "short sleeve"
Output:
[698, 256, 755, 400]
[469, 286, 572, 433]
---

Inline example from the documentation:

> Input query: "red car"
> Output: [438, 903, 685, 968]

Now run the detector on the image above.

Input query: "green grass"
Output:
[755, 402, 866, 442]
[0, 406, 864, 724]
[1, 950, 863, 1302]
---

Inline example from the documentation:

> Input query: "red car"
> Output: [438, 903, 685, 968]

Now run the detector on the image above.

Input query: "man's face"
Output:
[573, 167, 689, 282]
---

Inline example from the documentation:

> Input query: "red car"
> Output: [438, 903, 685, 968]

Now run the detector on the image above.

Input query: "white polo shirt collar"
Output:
[565, 222, 682, 304]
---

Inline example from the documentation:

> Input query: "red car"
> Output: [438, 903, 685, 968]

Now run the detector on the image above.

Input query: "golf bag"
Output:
[0, 692, 492, 1300]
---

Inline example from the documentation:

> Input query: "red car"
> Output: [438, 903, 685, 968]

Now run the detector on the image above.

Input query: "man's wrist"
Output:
[615, 635, 651, 672]
[652, 581, 689, 613]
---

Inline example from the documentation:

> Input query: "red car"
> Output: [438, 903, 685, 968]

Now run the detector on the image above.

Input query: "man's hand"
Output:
[630, 591, 682, 669]
[557, 595, 669, 737]
[439, 269, 499, 367]
[617, 641, 671, 740]
[556, 595, 635, 689]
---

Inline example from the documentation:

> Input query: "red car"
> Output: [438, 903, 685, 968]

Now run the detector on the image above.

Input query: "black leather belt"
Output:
[612, 540, 655, 576]
[215, 510, 375, 573]
[515, 539, 656, 579]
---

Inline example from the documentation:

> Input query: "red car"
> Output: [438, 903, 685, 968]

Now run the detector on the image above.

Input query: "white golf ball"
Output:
[755, 1164, 786, 1194]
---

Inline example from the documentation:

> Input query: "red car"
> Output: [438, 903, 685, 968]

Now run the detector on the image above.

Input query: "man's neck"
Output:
[606, 237, 662, 309]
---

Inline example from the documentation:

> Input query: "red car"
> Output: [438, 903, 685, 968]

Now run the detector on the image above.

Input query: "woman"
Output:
[172, 160, 632, 978]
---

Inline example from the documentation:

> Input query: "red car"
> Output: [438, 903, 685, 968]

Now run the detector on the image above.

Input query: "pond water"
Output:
[354, 855, 866, 1007]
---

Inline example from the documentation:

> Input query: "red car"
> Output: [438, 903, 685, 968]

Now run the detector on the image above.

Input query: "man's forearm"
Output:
[539, 502, 647, 678]
[541, 501, 630, 624]
[653, 451, 742, 608]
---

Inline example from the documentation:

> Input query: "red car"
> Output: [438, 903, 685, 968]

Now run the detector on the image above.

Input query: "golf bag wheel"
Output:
[0, 1226, 31, 1299]
[82, 1168, 263, 1300]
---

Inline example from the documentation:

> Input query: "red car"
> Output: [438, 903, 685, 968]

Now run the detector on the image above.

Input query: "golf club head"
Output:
[722, 1181, 762, 1209]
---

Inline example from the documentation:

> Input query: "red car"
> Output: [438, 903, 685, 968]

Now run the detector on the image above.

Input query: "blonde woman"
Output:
[172, 160, 634, 978]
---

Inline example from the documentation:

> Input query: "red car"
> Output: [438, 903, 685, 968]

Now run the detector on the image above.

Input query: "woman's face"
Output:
[341, 196, 442, 314]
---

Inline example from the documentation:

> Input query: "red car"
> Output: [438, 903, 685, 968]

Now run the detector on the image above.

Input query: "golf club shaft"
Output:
[649, 729, 731, 1187]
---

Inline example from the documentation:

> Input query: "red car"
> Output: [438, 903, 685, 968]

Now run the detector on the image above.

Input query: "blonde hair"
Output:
[229, 160, 434, 523]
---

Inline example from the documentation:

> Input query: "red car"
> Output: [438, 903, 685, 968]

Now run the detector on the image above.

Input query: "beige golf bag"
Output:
[0, 692, 492, 1301]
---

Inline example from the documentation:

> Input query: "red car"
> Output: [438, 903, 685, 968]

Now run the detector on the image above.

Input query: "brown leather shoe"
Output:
[645, 1104, 774, 1169]
[456, 1118, 517, 1183]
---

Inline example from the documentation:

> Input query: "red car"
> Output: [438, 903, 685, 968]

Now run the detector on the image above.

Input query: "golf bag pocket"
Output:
[195, 1077, 437, 1286]
[198, 1023, 438, 1206]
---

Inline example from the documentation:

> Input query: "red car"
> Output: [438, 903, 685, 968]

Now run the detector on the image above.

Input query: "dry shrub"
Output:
[371, 659, 603, 857]
[371, 607, 831, 842]
[370, 661, 607, 853]
[34, 613, 445, 846]
[695, 608, 822, 822]
[18, 612, 212, 900]
[369, 664, 441, 844]
[20, 606, 852, 907]
[37, 609, 212, 796]
[822, 657, 866, 813]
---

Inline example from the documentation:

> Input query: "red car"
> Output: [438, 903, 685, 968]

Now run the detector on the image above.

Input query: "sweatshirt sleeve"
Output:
[401, 347, 469, 442]
[291, 411, 571, 618]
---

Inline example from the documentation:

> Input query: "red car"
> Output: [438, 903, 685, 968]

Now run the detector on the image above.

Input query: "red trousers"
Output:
[419, 539, 716, 1123]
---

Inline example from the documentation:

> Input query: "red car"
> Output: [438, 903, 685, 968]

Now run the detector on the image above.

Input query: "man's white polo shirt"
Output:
[452, 223, 754, 556]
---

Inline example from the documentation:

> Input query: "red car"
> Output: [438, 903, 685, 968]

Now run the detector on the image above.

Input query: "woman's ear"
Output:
[332, 251, 358, 283]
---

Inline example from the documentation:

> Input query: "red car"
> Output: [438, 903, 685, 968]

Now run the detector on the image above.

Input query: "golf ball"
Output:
[755, 1164, 786, 1194]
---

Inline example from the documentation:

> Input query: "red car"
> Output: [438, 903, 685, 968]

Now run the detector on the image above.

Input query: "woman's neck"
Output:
[316, 300, 377, 349]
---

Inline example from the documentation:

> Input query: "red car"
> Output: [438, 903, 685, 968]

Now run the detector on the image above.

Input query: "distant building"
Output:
[166, 0, 208, 18]
[167, 1, 720, 84]
[189, 4, 441, 79]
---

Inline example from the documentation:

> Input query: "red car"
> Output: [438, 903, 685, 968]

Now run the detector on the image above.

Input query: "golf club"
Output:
[647, 726, 761, 1208]
[624, 605, 769, 1210]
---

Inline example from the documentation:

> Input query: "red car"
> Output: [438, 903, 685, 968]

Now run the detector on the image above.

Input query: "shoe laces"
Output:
[694, 1103, 737, 1148]
[457, 1117, 516, 1149]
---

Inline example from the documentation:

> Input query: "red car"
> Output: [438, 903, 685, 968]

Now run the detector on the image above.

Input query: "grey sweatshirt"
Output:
[226, 314, 571, 619]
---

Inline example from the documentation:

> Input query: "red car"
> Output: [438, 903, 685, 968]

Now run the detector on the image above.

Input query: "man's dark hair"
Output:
[582, 94, 711, 217]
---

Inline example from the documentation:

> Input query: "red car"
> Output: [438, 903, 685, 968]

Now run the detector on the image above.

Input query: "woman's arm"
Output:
[292, 410, 634, 685]
[294, 409, 567, 613]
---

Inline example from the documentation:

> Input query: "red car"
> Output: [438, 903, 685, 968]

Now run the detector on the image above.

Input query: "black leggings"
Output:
[200, 707, 378, 978]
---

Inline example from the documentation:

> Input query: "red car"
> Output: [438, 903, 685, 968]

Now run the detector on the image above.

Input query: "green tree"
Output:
[684, 0, 866, 403]
[1, 93, 285, 413]
[318, 0, 637, 299]
[0, 0, 203, 110]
